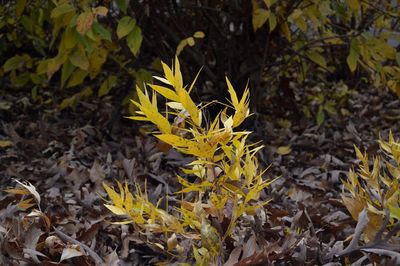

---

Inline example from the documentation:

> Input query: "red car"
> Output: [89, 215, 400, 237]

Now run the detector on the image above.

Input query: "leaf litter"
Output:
[1, 80, 400, 264]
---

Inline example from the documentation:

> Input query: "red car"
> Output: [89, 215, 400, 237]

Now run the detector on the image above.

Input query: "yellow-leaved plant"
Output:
[342, 132, 400, 241]
[103, 58, 274, 264]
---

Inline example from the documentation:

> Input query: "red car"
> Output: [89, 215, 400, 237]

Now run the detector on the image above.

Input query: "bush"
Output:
[1, 0, 148, 109]
[103, 58, 274, 264]
[342, 132, 400, 241]
[1, 1, 398, 112]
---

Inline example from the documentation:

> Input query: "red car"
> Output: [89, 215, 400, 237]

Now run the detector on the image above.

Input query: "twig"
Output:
[53, 226, 104, 265]
[337, 208, 400, 258]
[385, 221, 400, 241]
[375, 209, 390, 241]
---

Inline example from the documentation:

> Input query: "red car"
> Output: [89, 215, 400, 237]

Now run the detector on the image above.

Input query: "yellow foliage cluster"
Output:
[342, 132, 400, 241]
[103, 58, 273, 263]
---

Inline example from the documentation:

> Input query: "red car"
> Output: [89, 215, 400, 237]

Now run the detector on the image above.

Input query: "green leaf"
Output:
[307, 51, 327, 69]
[3, 54, 30, 72]
[92, 22, 111, 41]
[51, 3, 75, 19]
[268, 12, 277, 32]
[15, 0, 27, 17]
[99, 75, 118, 97]
[346, 0, 360, 11]
[276, 146, 291, 155]
[126, 26, 143, 56]
[116, 0, 129, 14]
[88, 47, 108, 79]
[47, 54, 68, 78]
[396, 52, 400, 66]
[59, 95, 77, 110]
[69, 49, 89, 70]
[347, 46, 359, 72]
[252, 8, 269, 31]
[61, 60, 76, 88]
[67, 69, 88, 87]
[316, 107, 325, 125]
[117, 16, 136, 39]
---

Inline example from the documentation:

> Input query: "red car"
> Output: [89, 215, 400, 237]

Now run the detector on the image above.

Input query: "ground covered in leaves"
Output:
[1, 81, 399, 265]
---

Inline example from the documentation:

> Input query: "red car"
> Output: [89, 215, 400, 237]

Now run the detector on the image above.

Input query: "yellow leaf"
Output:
[76, 11, 94, 36]
[276, 146, 291, 155]
[149, 84, 179, 102]
[104, 204, 127, 215]
[341, 195, 365, 221]
[0, 140, 13, 148]
[174, 57, 183, 89]
[18, 198, 35, 209]
[280, 22, 291, 42]
[226, 77, 239, 107]
[156, 134, 214, 158]
[176, 39, 188, 57]
[92, 6, 108, 17]
[225, 77, 250, 127]
[193, 31, 205, 38]
[176, 87, 201, 126]
[103, 182, 124, 208]
[4, 187, 30, 194]
[129, 86, 172, 134]
[161, 61, 175, 86]
[111, 220, 135, 225]
[188, 67, 202, 94]
[187, 37, 195, 46]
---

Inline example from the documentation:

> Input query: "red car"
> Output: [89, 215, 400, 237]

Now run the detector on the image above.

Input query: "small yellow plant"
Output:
[103, 58, 273, 263]
[342, 132, 400, 241]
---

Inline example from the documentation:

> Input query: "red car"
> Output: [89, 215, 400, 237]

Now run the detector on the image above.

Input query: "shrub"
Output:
[2, 1, 399, 112]
[252, 0, 400, 93]
[342, 132, 400, 241]
[103, 58, 274, 264]
[0, 0, 148, 109]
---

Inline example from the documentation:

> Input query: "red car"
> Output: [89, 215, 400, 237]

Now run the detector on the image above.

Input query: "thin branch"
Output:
[385, 221, 400, 241]
[53, 227, 104, 265]
[340, 209, 369, 255]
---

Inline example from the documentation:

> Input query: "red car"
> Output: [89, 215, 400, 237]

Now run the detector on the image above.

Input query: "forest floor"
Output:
[1, 81, 399, 265]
